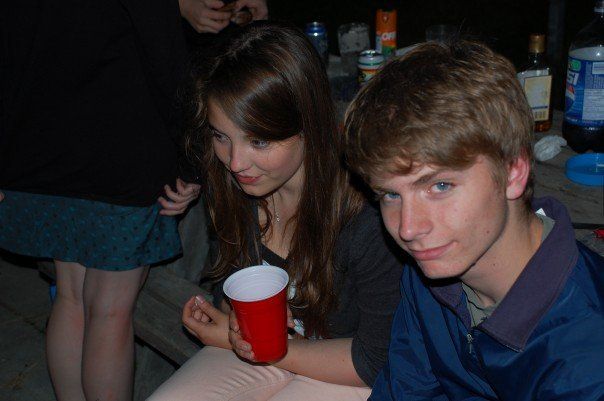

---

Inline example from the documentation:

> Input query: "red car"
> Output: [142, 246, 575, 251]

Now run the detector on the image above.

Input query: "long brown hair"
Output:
[186, 21, 363, 337]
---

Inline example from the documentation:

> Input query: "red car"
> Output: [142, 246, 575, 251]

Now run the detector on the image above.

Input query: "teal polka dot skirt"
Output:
[0, 190, 182, 270]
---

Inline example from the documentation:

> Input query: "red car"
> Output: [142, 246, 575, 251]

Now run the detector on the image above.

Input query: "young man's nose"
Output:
[398, 201, 432, 242]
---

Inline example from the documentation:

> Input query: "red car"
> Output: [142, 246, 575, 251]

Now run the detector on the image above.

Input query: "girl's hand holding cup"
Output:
[223, 265, 290, 362]
[228, 311, 255, 361]
[182, 295, 231, 349]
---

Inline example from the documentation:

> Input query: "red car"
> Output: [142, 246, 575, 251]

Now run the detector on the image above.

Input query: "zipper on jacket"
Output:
[467, 332, 474, 355]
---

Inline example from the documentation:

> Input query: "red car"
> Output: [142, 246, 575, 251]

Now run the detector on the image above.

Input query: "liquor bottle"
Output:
[517, 34, 553, 132]
[562, 0, 604, 153]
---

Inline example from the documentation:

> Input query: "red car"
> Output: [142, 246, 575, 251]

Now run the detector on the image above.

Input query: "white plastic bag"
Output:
[534, 135, 567, 162]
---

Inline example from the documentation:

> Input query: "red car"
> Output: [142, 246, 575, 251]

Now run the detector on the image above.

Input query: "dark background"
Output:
[266, 0, 598, 111]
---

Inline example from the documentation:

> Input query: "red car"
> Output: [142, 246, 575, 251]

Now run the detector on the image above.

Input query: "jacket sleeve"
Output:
[530, 313, 604, 400]
[370, 267, 449, 401]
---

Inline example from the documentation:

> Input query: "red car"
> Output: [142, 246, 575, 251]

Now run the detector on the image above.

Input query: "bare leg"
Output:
[81, 265, 148, 401]
[46, 260, 87, 401]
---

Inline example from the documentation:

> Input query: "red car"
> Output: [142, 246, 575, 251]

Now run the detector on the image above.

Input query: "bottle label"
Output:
[376, 32, 396, 58]
[517, 69, 552, 122]
[564, 56, 604, 127]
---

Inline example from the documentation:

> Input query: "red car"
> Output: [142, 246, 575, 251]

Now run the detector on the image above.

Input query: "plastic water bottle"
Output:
[562, 0, 604, 153]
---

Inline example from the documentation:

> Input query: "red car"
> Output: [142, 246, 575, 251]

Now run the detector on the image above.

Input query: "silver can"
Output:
[358, 50, 384, 85]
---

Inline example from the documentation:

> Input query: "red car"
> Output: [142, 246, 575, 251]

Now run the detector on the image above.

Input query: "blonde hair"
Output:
[345, 40, 534, 207]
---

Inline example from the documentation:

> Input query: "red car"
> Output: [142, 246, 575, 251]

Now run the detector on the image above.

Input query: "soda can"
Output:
[305, 21, 329, 66]
[358, 50, 384, 85]
[376, 9, 397, 59]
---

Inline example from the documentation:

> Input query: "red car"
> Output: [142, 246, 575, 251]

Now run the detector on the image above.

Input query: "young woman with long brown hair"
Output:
[149, 21, 403, 401]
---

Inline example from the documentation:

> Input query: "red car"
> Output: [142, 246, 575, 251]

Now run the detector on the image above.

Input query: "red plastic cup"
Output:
[223, 265, 289, 362]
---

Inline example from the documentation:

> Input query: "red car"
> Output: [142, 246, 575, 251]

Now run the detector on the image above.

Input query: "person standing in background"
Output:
[0, 1, 265, 400]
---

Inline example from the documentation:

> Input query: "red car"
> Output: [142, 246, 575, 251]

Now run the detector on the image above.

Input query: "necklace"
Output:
[271, 195, 281, 223]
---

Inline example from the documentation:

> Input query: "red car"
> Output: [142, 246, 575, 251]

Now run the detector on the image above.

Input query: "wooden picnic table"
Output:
[533, 111, 603, 256]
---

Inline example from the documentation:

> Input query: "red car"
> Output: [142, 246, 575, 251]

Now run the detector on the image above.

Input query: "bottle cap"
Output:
[528, 34, 546, 53]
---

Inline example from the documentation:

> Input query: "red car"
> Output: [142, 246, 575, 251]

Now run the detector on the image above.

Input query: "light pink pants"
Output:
[147, 346, 372, 401]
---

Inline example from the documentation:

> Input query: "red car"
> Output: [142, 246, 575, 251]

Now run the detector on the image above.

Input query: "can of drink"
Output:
[305, 21, 329, 66]
[376, 9, 397, 59]
[358, 50, 384, 85]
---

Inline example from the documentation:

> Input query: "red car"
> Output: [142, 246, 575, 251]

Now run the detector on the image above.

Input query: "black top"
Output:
[213, 202, 405, 386]
[0, 0, 188, 206]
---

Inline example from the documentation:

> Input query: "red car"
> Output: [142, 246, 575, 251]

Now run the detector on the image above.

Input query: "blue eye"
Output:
[377, 191, 400, 203]
[385, 192, 400, 199]
[431, 182, 452, 193]
[250, 138, 270, 149]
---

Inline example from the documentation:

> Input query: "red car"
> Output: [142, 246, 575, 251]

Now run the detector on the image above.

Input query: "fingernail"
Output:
[195, 296, 205, 306]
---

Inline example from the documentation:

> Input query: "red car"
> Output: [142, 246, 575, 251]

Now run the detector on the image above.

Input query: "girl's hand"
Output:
[287, 305, 295, 329]
[228, 305, 295, 361]
[228, 310, 256, 361]
[182, 295, 231, 349]
[158, 178, 201, 216]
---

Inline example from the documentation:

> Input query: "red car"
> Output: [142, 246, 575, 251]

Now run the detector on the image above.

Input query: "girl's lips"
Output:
[409, 242, 453, 261]
[235, 174, 260, 185]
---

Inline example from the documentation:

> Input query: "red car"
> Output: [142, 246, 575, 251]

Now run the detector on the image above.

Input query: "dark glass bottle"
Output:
[562, 0, 604, 153]
[517, 34, 553, 132]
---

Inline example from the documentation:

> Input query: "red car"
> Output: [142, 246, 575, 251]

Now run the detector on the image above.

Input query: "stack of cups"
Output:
[223, 265, 290, 362]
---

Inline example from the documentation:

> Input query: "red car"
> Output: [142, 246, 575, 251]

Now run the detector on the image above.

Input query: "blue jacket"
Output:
[371, 197, 604, 400]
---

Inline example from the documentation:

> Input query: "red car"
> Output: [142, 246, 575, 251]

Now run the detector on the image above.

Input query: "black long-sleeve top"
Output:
[0, 0, 188, 206]
[212, 202, 406, 386]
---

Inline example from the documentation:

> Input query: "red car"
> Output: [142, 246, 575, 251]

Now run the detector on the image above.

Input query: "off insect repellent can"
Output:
[376, 9, 397, 59]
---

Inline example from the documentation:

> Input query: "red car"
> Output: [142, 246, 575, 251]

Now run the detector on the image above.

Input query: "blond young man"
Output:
[344, 41, 604, 400]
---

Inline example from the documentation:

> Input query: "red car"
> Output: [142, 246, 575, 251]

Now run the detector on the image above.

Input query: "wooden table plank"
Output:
[533, 111, 603, 256]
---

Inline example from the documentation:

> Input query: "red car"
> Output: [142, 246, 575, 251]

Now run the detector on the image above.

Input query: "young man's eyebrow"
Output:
[370, 185, 388, 193]
[411, 168, 452, 188]
[369, 168, 457, 193]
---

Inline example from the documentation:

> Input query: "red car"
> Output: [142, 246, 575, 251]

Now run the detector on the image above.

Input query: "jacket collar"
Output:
[429, 197, 579, 351]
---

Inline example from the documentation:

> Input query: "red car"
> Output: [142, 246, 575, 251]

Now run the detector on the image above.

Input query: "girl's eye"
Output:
[431, 182, 452, 193]
[250, 138, 270, 149]
[212, 131, 227, 142]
